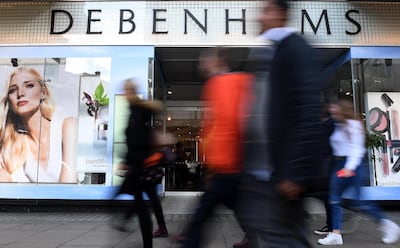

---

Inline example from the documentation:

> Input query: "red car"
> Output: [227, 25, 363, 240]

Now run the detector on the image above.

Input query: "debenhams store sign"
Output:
[1, 1, 400, 46]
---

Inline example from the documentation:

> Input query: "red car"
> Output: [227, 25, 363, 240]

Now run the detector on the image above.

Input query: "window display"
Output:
[366, 92, 400, 185]
[357, 56, 400, 186]
[0, 46, 154, 199]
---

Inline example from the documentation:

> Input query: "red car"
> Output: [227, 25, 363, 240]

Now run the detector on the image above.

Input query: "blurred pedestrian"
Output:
[174, 47, 253, 248]
[317, 99, 400, 245]
[236, 0, 321, 247]
[113, 79, 168, 248]
[312, 104, 335, 235]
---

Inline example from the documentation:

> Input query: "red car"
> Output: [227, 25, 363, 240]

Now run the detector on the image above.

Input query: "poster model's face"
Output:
[8, 71, 42, 117]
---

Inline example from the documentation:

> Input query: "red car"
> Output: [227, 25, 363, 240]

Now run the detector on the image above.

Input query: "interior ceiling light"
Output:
[167, 90, 173, 95]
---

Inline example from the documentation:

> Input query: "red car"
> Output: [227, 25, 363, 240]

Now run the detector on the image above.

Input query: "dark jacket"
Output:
[119, 102, 155, 194]
[267, 33, 321, 190]
[125, 103, 154, 168]
[320, 117, 335, 159]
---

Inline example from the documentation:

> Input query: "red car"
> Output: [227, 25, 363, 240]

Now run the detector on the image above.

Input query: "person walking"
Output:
[113, 79, 169, 248]
[175, 47, 253, 248]
[313, 106, 335, 235]
[317, 99, 400, 245]
[235, 0, 321, 247]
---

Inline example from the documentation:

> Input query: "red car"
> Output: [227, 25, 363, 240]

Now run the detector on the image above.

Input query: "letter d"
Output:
[50, 10, 73, 34]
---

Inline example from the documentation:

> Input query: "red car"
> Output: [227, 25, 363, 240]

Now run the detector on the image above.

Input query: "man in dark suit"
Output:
[236, 0, 321, 247]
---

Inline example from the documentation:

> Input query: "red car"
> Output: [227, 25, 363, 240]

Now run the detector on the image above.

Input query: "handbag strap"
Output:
[144, 152, 164, 168]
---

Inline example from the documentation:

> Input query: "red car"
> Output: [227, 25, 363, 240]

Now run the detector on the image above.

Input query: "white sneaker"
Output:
[379, 219, 400, 244]
[317, 232, 343, 245]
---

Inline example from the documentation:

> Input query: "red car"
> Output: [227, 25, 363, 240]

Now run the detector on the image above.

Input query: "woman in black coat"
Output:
[116, 79, 168, 248]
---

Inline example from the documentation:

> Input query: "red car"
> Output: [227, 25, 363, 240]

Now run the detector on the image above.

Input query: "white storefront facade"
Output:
[1, 1, 400, 200]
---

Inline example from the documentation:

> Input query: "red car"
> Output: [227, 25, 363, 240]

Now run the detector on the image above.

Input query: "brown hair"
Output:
[338, 99, 356, 120]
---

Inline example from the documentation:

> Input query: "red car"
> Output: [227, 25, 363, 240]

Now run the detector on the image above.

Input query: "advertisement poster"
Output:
[0, 46, 154, 200]
[366, 92, 400, 186]
[0, 58, 80, 183]
[75, 58, 111, 185]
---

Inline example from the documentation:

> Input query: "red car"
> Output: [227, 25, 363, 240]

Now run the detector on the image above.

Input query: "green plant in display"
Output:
[366, 132, 385, 149]
[93, 81, 109, 107]
[82, 81, 109, 119]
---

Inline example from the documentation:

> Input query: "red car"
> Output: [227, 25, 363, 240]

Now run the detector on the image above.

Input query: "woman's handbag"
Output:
[143, 165, 165, 185]
[142, 150, 176, 184]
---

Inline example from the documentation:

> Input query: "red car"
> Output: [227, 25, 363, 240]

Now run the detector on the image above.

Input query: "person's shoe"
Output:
[317, 232, 343, 245]
[153, 226, 169, 238]
[379, 219, 400, 244]
[172, 234, 185, 243]
[233, 237, 249, 248]
[314, 226, 331, 235]
[112, 223, 128, 232]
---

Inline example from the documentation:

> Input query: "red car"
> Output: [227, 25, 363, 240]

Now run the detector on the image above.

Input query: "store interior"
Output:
[153, 46, 351, 191]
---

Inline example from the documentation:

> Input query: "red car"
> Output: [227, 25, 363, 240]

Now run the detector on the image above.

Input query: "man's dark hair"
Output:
[216, 47, 249, 72]
[271, 0, 289, 10]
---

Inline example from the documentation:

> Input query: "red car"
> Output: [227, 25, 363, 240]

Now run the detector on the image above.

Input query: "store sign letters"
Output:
[49, 8, 361, 36]
[301, 9, 361, 35]
[50, 9, 247, 35]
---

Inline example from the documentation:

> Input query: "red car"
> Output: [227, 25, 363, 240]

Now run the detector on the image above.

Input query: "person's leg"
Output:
[313, 192, 332, 235]
[113, 200, 136, 232]
[145, 184, 168, 237]
[347, 164, 386, 221]
[181, 175, 226, 248]
[236, 175, 312, 248]
[324, 198, 332, 230]
[318, 160, 350, 245]
[133, 190, 153, 248]
[112, 175, 136, 232]
[312, 158, 333, 235]
[220, 174, 241, 210]
[345, 166, 400, 244]
[221, 174, 255, 248]
[233, 231, 257, 248]
[328, 174, 344, 231]
[112, 202, 135, 232]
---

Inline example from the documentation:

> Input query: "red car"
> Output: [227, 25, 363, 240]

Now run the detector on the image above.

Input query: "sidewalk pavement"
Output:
[0, 196, 399, 247]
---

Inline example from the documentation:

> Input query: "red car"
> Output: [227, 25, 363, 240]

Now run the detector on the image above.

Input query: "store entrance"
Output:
[164, 104, 206, 191]
[154, 46, 351, 193]
[154, 47, 210, 192]
[154, 47, 251, 192]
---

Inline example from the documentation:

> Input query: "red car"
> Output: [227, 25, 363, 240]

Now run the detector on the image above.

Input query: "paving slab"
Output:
[0, 196, 398, 247]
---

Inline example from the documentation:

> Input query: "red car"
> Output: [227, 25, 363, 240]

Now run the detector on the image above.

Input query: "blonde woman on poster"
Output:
[0, 67, 77, 183]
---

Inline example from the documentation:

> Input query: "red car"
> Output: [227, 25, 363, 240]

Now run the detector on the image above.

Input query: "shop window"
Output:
[353, 56, 400, 186]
